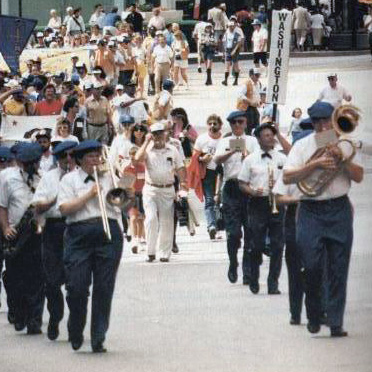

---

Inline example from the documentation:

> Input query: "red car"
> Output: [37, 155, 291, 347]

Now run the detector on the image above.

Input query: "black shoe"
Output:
[160, 258, 169, 263]
[92, 341, 107, 353]
[249, 282, 259, 294]
[242, 275, 250, 285]
[14, 321, 26, 332]
[307, 322, 321, 334]
[147, 255, 156, 262]
[221, 80, 227, 86]
[330, 327, 348, 337]
[172, 243, 179, 253]
[7, 312, 15, 324]
[27, 325, 42, 335]
[290, 316, 301, 325]
[233, 80, 238, 86]
[47, 322, 59, 341]
[71, 335, 84, 350]
[228, 265, 238, 283]
[268, 288, 281, 295]
[197, 67, 202, 73]
[208, 227, 216, 240]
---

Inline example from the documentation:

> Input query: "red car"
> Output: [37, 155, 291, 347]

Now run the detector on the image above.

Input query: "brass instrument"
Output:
[268, 165, 279, 214]
[297, 105, 359, 197]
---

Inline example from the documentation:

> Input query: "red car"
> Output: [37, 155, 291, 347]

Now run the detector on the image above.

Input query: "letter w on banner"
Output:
[0, 115, 58, 145]
[267, 10, 292, 105]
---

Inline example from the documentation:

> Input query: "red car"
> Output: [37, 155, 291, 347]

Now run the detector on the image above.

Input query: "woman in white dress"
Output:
[171, 30, 190, 90]
[311, 10, 325, 49]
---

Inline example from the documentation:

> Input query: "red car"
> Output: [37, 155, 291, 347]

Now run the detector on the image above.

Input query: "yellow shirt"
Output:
[3, 97, 27, 116]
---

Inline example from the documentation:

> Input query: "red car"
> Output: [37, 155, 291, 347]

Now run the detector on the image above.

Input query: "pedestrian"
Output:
[318, 73, 352, 108]
[172, 30, 190, 90]
[152, 79, 174, 121]
[152, 35, 173, 94]
[292, 2, 311, 52]
[58, 140, 124, 352]
[51, 116, 80, 144]
[60, 97, 85, 142]
[0, 143, 45, 335]
[222, 21, 243, 86]
[143, 26, 157, 95]
[214, 111, 259, 284]
[132, 34, 147, 98]
[364, 8, 372, 62]
[66, 7, 85, 38]
[89, 4, 105, 29]
[85, 82, 113, 144]
[135, 122, 188, 262]
[238, 123, 287, 295]
[192, 15, 209, 73]
[251, 19, 268, 74]
[193, 114, 223, 239]
[283, 101, 364, 337]
[34, 84, 63, 115]
[118, 35, 136, 86]
[32, 140, 77, 341]
[207, 1, 226, 51]
[34, 129, 55, 176]
[125, 4, 144, 34]
[311, 9, 325, 50]
[200, 23, 216, 86]
[147, 7, 166, 31]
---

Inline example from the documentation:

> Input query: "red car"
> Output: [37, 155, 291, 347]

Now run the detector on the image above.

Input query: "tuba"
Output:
[297, 105, 359, 197]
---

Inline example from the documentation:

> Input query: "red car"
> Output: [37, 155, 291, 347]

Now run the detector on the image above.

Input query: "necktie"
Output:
[84, 175, 95, 183]
[261, 152, 272, 159]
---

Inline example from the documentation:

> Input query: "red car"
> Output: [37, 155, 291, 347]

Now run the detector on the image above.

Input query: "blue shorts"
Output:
[202, 45, 215, 61]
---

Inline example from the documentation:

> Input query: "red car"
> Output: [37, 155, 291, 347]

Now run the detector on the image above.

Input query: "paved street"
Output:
[1, 55, 372, 372]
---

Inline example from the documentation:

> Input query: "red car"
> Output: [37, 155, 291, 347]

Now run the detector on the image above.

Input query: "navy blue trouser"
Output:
[64, 219, 123, 345]
[5, 233, 45, 329]
[222, 179, 251, 276]
[42, 219, 66, 325]
[284, 204, 304, 319]
[297, 196, 353, 328]
[202, 169, 218, 230]
[249, 197, 285, 290]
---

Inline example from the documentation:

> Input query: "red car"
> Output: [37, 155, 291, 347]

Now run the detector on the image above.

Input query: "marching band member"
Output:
[283, 101, 363, 337]
[135, 123, 188, 262]
[32, 141, 77, 341]
[58, 140, 124, 352]
[238, 123, 287, 295]
[35, 129, 55, 176]
[214, 111, 259, 284]
[0, 143, 45, 335]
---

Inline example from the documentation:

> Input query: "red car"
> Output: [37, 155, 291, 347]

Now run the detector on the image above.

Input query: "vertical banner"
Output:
[267, 10, 292, 105]
[0, 15, 37, 75]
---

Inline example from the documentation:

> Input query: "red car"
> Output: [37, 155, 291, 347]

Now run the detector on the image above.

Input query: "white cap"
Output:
[110, 36, 117, 41]
[327, 73, 337, 78]
[227, 21, 235, 27]
[93, 82, 103, 89]
[117, 36, 124, 43]
[108, 41, 115, 47]
[150, 122, 165, 133]
[155, 30, 164, 36]
[71, 53, 78, 59]
[37, 32, 44, 38]
[66, 6, 73, 12]
[92, 69, 101, 74]
[204, 23, 213, 29]
[83, 81, 94, 90]
[115, 84, 124, 90]
[75, 61, 84, 68]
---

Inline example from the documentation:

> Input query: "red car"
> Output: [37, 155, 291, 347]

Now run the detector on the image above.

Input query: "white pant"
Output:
[143, 184, 175, 259]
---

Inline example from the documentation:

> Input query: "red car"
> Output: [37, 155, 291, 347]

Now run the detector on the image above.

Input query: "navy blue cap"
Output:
[16, 142, 43, 163]
[162, 79, 175, 89]
[226, 110, 248, 123]
[10, 141, 27, 155]
[253, 123, 277, 138]
[32, 78, 44, 89]
[292, 129, 313, 145]
[0, 146, 13, 162]
[53, 141, 78, 158]
[72, 140, 102, 156]
[307, 101, 334, 120]
[299, 117, 313, 130]
[119, 114, 135, 124]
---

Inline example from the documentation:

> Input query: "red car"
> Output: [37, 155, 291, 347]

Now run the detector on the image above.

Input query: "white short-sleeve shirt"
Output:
[152, 44, 173, 64]
[318, 85, 351, 108]
[194, 132, 222, 170]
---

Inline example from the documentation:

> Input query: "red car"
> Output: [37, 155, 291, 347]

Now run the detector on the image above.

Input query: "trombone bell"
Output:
[106, 187, 130, 208]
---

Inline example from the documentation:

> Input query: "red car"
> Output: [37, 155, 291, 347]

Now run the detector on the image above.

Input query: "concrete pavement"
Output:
[1, 55, 372, 372]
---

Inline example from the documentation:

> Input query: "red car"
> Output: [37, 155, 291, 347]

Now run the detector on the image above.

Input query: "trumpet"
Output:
[297, 105, 359, 197]
[268, 165, 279, 214]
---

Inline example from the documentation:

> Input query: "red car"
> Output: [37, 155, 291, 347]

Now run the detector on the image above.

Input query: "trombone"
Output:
[268, 165, 279, 214]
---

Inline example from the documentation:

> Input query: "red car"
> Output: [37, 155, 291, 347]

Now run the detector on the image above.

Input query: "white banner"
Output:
[0, 115, 58, 143]
[267, 10, 292, 105]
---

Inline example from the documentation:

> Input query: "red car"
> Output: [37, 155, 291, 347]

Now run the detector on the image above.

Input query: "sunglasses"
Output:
[134, 126, 146, 132]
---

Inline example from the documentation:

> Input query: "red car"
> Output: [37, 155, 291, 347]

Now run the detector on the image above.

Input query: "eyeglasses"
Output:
[134, 126, 146, 132]
[231, 119, 245, 125]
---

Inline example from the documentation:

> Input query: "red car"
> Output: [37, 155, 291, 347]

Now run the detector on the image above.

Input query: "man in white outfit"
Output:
[135, 123, 188, 262]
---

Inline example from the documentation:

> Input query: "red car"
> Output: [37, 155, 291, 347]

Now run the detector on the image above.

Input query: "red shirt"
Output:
[34, 99, 63, 115]
[123, 162, 145, 193]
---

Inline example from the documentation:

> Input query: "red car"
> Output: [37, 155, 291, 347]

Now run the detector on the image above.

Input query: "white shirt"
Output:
[238, 148, 287, 196]
[252, 28, 268, 53]
[223, 29, 241, 49]
[147, 15, 166, 30]
[208, 7, 225, 31]
[58, 167, 121, 224]
[109, 134, 133, 166]
[157, 90, 172, 107]
[47, 17, 62, 30]
[33, 167, 66, 218]
[214, 134, 259, 181]
[66, 15, 85, 34]
[89, 12, 106, 29]
[152, 44, 173, 64]
[311, 14, 324, 29]
[193, 21, 209, 38]
[318, 85, 351, 108]
[168, 138, 186, 162]
[284, 132, 359, 200]
[51, 134, 79, 143]
[144, 143, 183, 185]
[273, 172, 301, 200]
[0, 167, 40, 227]
[39, 153, 55, 176]
[194, 132, 222, 170]
[111, 94, 148, 124]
